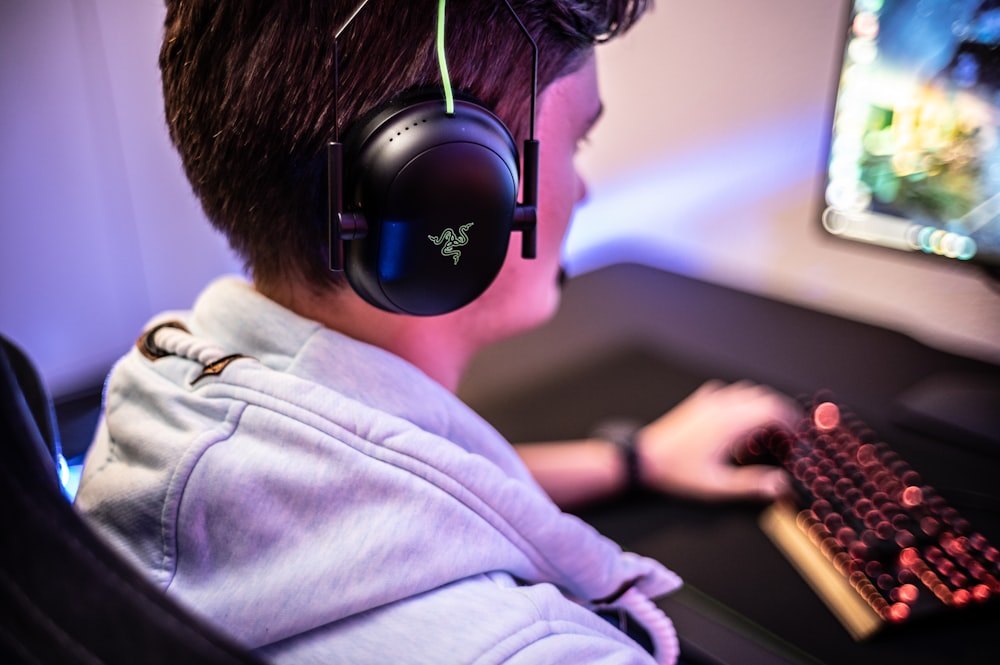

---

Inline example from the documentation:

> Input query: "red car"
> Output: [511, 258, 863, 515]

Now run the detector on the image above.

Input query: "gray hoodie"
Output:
[76, 277, 682, 664]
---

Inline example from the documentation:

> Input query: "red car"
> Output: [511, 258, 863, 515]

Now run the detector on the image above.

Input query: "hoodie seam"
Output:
[156, 399, 247, 588]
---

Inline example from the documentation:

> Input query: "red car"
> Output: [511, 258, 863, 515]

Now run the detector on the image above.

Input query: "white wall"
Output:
[1, 0, 998, 399]
[0, 0, 241, 395]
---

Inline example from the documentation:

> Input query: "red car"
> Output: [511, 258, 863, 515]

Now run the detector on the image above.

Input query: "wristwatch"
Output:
[591, 419, 644, 493]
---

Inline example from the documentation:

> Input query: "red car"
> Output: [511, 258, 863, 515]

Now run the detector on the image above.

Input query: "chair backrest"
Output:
[0, 334, 267, 665]
[0, 335, 67, 493]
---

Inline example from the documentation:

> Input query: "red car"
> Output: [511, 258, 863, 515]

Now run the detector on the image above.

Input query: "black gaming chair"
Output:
[0, 334, 266, 664]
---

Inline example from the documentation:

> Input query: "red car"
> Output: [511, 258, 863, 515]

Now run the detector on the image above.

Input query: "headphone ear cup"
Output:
[342, 98, 520, 315]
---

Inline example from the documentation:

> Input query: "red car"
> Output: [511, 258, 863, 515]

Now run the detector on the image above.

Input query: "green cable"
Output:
[437, 0, 455, 115]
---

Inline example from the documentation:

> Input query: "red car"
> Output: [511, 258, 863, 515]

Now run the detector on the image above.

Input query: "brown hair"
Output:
[160, 0, 650, 292]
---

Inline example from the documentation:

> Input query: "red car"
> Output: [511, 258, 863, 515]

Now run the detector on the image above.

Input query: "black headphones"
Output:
[327, 0, 539, 316]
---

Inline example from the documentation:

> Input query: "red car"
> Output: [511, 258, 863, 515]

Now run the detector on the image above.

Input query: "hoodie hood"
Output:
[77, 276, 682, 653]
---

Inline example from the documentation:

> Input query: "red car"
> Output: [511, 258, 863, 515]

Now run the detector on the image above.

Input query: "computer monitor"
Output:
[822, 0, 1000, 275]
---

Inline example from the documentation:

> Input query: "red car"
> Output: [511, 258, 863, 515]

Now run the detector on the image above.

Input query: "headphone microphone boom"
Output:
[327, 0, 539, 316]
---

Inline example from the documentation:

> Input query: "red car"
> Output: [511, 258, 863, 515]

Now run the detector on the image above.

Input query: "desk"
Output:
[462, 264, 1000, 664]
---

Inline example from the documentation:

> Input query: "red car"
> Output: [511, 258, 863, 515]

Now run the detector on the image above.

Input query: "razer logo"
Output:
[428, 222, 473, 265]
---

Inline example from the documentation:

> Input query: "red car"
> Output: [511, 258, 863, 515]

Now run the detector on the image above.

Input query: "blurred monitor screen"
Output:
[822, 0, 1000, 271]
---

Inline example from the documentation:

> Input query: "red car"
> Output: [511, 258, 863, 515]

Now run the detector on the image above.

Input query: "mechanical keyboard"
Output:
[740, 393, 1000, 640]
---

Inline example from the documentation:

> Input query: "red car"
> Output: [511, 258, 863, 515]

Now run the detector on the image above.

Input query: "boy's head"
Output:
[160, 1, 649, 296]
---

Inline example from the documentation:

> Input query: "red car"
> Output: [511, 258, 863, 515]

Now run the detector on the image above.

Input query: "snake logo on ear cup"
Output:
[337, 97, 520, 315]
